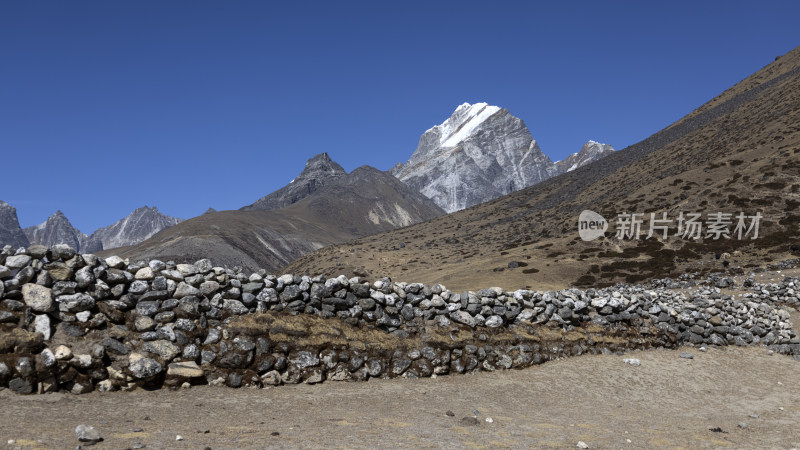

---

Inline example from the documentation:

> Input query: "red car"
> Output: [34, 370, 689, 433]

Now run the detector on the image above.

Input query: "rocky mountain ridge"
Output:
[392, 102, 614, 213]
[241, 153, 347, 211]
[2, 204, 183, 254]
[104, 154, 444, 272]
[0, 201, 29, 249]
[24, 211, 102, 253]
[88, 206, 182, 250]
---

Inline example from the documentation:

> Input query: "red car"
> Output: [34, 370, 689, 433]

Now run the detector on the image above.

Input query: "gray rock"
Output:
[129, 354, 163, 378]
[135, 316, 156, 332]
[292, 351, 320, 369]
[22, 283, 54, 312]
[203, 328, 221, 345]
[199, 281, 220, 297]
[58, 293, 95, 312]
[5, 254, 31, 269]
[75, 266, 95, 288]
[103, 338, 130, 355]
[9, 377, 34, 394]
[135, 300, 160, 317]
[75, 425, 102, 444]
[485, 315, 504, 328]
[51, 243, 76, 260]
[161, 269, 184, 281]
[174, 282, 200, 299]
[182, 344, 199, 360]
[222, 299, 248, 315]
[623, 358, 641, 366]
[200, 350, 216, 365]
[392, 358, 412, 375]
[143, 340, 181, 361]
[449, 310, 476, 327]
[128, 280, 149, 294]
[104, 255, 125, 268]
[679, 352, 694, 359]
[135, 267, 155, 280]
[367, 359, 383, 377]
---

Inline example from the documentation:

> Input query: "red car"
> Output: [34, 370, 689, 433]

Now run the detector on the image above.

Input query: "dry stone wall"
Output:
[0, 244, 797, 394]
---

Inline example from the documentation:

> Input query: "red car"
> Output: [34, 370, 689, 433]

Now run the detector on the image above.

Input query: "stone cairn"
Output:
[0, 243, 797, 394]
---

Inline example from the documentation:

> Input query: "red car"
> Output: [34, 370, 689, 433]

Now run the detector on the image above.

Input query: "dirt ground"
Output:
[2, 346, 799, 449]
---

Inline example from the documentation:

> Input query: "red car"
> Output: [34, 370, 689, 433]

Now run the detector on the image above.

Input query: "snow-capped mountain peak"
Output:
[430, 102, 502, 148]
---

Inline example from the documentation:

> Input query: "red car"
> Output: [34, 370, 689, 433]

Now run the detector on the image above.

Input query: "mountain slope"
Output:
[24, 210, 102, 253]
[286, 46, 800, 291]
[103, 156, 444, 272]
[0, 200, 29, 249]
[90, 206, 182, 250]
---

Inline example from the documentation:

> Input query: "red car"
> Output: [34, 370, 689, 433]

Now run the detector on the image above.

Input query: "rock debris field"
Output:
[1, 243, 799, 447]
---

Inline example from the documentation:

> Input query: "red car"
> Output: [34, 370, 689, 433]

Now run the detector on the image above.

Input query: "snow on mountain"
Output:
[392, 103, 616, 213]
[392, 103, 557, 213]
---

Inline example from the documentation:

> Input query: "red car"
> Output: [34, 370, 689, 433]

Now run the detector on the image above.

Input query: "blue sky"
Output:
[2, 1, 799, 234]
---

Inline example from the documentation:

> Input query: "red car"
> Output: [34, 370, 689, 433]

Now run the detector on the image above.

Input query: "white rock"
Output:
[34, 315, 51, 340]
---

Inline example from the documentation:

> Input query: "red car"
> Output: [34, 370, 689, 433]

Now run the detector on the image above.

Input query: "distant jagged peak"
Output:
[299, 153, 346, 178]
[241, 153, 349, 211]
[557, 140, 616, 172]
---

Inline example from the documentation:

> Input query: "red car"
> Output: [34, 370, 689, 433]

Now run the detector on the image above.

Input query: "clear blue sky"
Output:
[2, 1, 799, 234]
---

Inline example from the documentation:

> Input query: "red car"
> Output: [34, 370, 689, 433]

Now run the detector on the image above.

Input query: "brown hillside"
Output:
[285, 46, 800, 291]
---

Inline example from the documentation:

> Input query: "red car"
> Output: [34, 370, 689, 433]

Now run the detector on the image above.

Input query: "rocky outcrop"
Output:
[0, 201, 29, 249]
[0, 244, 797, 394]
[24, 211, 102, 254]
[241, 153, 347, 211]
[90, 206, 182, 250]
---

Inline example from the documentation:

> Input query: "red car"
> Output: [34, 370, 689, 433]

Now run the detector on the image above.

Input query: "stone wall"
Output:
[0, 243, 797, 394]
